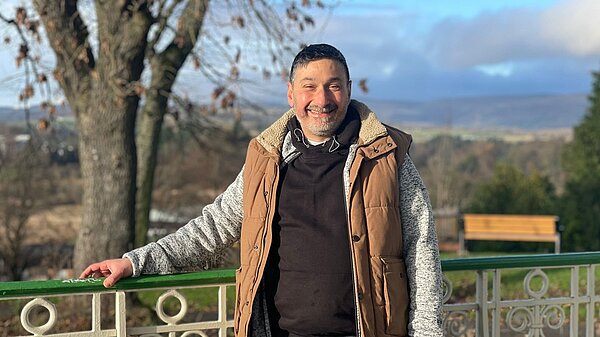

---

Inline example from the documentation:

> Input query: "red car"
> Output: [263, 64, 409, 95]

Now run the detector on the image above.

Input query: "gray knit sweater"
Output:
[124, 104, 443, 337]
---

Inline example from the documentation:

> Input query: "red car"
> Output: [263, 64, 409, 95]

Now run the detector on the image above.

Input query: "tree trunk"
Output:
[135, 0, 209, 247]
[135, 83, 165, 248]
[34, 0, 152, 272]
[73, 97, 138, 271]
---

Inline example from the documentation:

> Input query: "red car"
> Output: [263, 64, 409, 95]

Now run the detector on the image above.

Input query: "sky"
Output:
[0, 0, 599, 107]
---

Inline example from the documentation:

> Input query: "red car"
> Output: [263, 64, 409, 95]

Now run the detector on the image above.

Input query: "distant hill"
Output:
[0, 105, 73, 124]
[0, 94, 589, 130]
[363, 94, 588, 130]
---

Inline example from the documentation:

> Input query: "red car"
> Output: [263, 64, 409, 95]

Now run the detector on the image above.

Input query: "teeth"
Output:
[308, 107, 334, 114]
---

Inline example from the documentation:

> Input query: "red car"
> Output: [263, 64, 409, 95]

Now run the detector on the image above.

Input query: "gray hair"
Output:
[289, 44, 350, 83]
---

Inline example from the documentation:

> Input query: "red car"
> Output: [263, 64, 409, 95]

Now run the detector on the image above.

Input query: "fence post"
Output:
[116, 291, 127, 337]
[476, 270, 489, 337]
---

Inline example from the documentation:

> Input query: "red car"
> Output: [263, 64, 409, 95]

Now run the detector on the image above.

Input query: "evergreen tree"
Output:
[465, 163, 558, 252]
[561, 71, 600, 251]
[467, 163, 557, 215]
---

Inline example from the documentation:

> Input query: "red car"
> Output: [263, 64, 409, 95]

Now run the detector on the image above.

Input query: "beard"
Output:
[296, 103, 347, 137]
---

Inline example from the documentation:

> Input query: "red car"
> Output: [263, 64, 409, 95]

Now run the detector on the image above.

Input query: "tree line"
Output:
[412, 72, 600, 252]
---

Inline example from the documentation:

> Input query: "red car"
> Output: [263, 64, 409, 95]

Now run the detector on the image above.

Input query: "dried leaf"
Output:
[232, 16, 245, 28]
[220, 91, 236, 109]
[230, 66, 240, 80]
[53, 68, 63, 81]
[23, 85, 34, 98]
[37, 73, 47, 83]
[77, 49, 88, 63]
[304, 16, 315, 26]
[134, 83, 146, 96]
[3, 36, 10, 44]
[262, 69, 271, 80]
[359, 79, 369, 94]
[37, 119, 49, 131]
[280, 68, 289, 81]
[211, 86, 225, 100]
[286, 8, 298, 21]
[192, 55, 201, 69]
[19, 44, 29, 58]
[16, 7, 27, 26]
[26, 20, 39, 34]
[234, 48, 241, 63]
[302, 0, 311, 7]
[224, 36, 230, 45]
[175, 36, 185, 48]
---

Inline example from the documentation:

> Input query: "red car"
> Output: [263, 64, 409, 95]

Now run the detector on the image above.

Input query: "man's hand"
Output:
[79, 258, 133, 288]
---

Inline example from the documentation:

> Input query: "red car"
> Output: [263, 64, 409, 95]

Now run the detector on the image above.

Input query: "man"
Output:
[81, 44, 443, 337]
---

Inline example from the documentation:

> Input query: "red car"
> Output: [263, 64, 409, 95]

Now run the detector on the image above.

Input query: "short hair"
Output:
[289, 44, 350, 83]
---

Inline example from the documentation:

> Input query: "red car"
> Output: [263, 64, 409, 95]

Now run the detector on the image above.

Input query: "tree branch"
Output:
[32, 0, 94, 104]
[147, 0, 209, 100]
[147, 0, 185, 57]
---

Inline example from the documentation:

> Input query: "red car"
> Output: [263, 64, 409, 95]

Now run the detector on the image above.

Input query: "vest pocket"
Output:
[381, 257, 409, 336]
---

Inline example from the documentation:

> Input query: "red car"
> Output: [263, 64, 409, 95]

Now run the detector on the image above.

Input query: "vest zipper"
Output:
[246, 161, 279, 335]
[344, 146, 362, 337]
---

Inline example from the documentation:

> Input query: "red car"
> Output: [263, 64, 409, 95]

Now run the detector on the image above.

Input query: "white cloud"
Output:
[476, 63, 515, 77]
[541, 0, 600, 56]
[426, 0, 600, 68]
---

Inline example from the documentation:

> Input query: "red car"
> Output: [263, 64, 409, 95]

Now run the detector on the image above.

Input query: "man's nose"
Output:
[313, 86, 331, 106]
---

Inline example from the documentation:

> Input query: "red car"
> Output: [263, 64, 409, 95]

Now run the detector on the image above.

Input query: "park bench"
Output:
[459, 214, 561, 255]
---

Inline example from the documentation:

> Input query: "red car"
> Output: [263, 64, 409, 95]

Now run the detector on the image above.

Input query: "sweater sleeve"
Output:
[399, 156, 444, 336]
[124, 166, 245, 276]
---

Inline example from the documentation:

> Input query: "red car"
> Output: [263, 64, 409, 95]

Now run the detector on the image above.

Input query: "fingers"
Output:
[103, 268, 123, 288]
[79, 262, 103, 279]
[79, 258, 134, 288]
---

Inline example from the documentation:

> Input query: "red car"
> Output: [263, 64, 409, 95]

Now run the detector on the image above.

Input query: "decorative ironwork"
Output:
[156, 289, 188, 324]
[3, 253, 600, 336]
[442, 275, 452, 304]
[20, 298, 57, 335]
[443, 310, 470, 337]
[506, 269, 566, 336]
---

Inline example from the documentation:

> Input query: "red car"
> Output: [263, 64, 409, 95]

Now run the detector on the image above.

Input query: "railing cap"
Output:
[442, 251, 600, 271]
[0, 268, 237, 298]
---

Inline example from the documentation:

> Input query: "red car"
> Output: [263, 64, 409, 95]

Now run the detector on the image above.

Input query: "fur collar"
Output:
[255, 99, 387, 154]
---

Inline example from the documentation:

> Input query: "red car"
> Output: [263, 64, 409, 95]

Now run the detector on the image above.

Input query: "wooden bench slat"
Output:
[459, 213, 561, 254]
[465, 226, 556, 234]
[464, 233, 557, 242]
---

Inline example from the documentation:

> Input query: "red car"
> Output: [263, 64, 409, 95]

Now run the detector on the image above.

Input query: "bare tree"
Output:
[1, 0, 331, 272]
[0, 138, 46, 281]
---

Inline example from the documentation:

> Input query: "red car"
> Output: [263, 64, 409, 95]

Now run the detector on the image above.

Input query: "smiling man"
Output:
[81, 44, 443, 337]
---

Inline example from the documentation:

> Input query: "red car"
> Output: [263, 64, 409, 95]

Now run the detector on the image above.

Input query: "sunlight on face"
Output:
[287, 59, 352, 142]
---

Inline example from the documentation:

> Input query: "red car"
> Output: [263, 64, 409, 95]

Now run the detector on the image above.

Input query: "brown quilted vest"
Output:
[234, 100, 412, 337]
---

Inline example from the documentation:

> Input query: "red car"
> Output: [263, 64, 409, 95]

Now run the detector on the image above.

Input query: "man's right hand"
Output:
[79, 258, 133, 288]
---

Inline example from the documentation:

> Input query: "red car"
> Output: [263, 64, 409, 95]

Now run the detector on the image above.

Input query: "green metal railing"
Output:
[0, 268, 237, 299]
[1, 252, 600, 336]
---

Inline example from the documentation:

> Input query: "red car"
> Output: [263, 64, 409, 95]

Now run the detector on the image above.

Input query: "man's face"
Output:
[287, 58, 352, 142]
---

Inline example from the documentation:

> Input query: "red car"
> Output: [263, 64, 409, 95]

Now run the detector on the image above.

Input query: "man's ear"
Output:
[287, 82, 294, 107]
[348, 80, 352, 98]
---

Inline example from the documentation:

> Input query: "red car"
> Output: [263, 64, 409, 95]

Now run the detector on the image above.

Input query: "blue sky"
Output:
[1, 0, 599, 107]
[314, 0, 600, 102]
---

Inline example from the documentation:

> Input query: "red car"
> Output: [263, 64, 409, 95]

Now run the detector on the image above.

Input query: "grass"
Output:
[135, 285, 237, 323]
